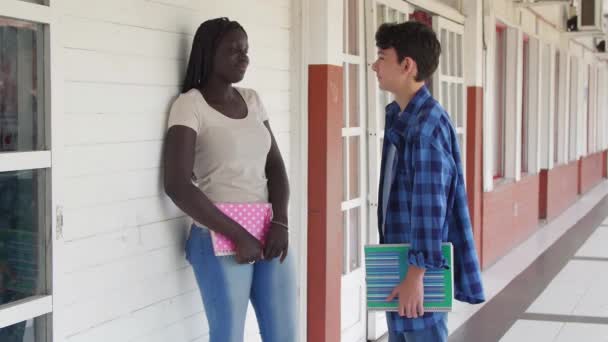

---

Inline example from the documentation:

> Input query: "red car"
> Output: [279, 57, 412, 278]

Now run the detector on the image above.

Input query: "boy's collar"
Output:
[385, 85, 431, 147]
[386, 85, 431, 118]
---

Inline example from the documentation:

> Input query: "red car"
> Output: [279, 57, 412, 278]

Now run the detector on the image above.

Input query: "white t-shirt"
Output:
[167, 87, 271, 208]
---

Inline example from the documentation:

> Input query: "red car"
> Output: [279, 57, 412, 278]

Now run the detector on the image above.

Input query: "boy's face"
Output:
[371, 47, 415, 92]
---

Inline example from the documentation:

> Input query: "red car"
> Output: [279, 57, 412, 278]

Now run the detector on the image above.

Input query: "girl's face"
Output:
[212, 29, 249, 84]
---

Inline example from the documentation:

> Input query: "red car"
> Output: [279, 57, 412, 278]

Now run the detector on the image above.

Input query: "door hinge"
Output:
[56, 206, 64, 240]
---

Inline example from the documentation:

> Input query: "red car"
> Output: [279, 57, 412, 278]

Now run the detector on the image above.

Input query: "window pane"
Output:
[348, 136, 360, 200]
[348, 64, 360, 127]
[456, 34, 463, 77]
[457, 83, 464, 127]
[388, 9, 396, 23]
[377, 4, 386, 26]
[554, 52, 560, 164]
[426, 76, 434, 96]
[378, 91, 387, 131]
[580, 0, 595, 27]
[440, 29, 448, 75]
[342, 0, 347, 53]
[342, 211, 348, 275]
[0, 313, 51, 341]
[587, 66, 592, 153]
[494, 27, 506, 178]
[0, 18, 45, 153]
[0, 169, 48, 306]
[457, 133, 465, 152]
[342, 63, 348, 126]
[450, 83, 457, 124]
[522, 39, 529, 173]
[442, 82, 449, 113]
[342, 137, 347, 202]
[348, 207, 360, 271]
[449, 31, 456, 76]
[569, 58, 578, 161]
[347, 0, 359, 55]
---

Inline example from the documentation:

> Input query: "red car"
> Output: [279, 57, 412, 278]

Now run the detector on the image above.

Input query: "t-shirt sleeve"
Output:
[167, 94, 201, 134]
[252, 90, 269, 123]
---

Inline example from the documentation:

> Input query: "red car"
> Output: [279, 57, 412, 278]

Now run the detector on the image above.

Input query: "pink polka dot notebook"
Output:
[211, 203, 273, 256]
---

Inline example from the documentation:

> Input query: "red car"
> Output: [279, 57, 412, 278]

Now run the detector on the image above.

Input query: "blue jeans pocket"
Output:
[186, 225, 213, 265]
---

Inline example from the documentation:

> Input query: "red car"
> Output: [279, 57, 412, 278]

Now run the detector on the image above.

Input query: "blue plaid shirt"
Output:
[378, 86, 485, 332]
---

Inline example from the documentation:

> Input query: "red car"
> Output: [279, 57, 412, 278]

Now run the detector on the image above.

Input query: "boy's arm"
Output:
[408, 134, 450, 270]
[388, 134, 450, 318]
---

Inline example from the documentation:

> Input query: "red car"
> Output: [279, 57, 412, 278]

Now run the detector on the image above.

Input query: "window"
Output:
[554, 51, 560, 164]
[586, 65, 598, 155]
[431, 16, 466, 180]
[0, 19, 48, 299]
[598, 68, 607, 151]
[494, 24, 507, 179]
[0, 18, 45, 152]
[540, 43, 552, 169]
[587, 66, 592, 154]
[0, 6, 53, 341]
[341, 0, 365, 275]
[569, 57, 579, 161]
[521, 35, 530, 174]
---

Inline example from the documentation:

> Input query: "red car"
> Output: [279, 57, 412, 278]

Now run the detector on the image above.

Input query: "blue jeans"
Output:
[186, 225, 296, 342]
[388, 314, 448, 342]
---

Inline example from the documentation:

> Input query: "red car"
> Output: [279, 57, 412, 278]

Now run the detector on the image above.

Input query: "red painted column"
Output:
[603, 151, 607, 178]
[578, 158, 583, 195]
[466, 86, 483, 264]
[307, 64, 343, 342]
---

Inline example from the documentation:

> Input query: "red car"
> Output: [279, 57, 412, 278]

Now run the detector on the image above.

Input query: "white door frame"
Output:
[341, 0, 368, 341]
[364, 0, 413, 340]
[432, 16, 467, 180]
[0, 0, 64, 339]
[291, 0, 309, 341]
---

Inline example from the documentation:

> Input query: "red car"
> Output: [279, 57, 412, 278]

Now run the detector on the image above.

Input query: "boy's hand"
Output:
[386, 265, 425, 318]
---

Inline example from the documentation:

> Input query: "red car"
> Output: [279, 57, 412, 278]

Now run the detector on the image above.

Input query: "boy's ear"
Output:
[398, 57, 410, 76]
[404, 57, 419, 79]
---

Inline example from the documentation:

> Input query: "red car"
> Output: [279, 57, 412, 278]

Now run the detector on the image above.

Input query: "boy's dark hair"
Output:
[375, 21, 441, 82]
[182, 17, 247, 93]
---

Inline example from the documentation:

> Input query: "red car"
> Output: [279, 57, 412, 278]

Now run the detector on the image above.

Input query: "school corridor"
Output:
[1, 0, 608, 341]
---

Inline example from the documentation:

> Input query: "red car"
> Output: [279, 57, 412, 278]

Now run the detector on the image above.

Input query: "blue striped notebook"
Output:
[364, 243, 454, 312]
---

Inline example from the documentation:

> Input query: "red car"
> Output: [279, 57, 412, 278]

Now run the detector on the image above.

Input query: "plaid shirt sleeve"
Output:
[408, 134, 451, 270]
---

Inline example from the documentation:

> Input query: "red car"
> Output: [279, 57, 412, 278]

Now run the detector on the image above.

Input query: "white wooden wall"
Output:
[54, 1, 294, 341]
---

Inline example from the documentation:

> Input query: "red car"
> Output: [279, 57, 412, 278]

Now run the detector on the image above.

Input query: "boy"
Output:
[372, 21, 485, 341]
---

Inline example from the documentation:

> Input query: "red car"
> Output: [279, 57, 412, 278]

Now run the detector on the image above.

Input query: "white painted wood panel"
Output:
[62, 243, 190, 306]
[62, 195, 182, 240]
[53, 0, 295, 341]
[63, 267, 197, 336]
[63, 217, 190, 272]
[129, 312, 209, 342]
[64, 83, 179, 115]
[61, 16, 291, 70]
[64, 141, 164, 177]
[64, 168, 163, 208]
[59, 0, 290, 31]
[64, 289, 202, 341]
[64, 110, 290, 146]
[64, 82, 290, 120]
[64, 49, 290, 90]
